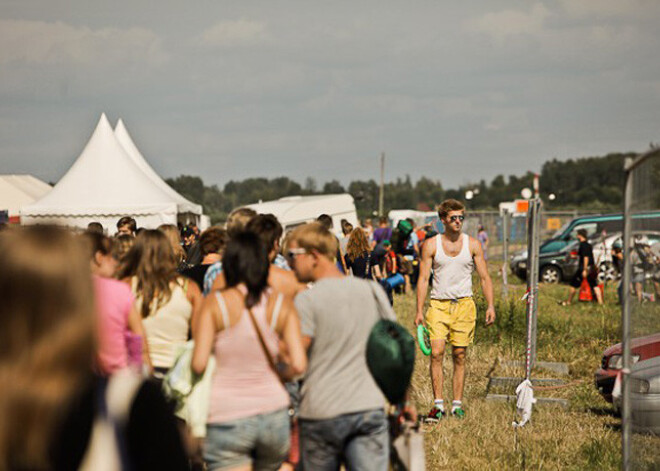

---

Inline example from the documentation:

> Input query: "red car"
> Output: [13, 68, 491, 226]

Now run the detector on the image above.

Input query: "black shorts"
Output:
[570, 268, 598, 289]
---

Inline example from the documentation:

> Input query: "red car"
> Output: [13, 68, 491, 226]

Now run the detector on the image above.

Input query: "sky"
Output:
[1, 1, 660, 189]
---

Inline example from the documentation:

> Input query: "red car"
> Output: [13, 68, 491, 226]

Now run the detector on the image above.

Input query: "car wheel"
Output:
[598, 262, 619, 283]
[540, 265, 561, 284]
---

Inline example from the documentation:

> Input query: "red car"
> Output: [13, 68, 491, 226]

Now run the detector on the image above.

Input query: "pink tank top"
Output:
[207, 288, 289, 424]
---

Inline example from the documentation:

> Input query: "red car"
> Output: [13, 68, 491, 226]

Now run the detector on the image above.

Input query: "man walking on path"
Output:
[415, 199, 495, 421]
[288, 222, 394, 470]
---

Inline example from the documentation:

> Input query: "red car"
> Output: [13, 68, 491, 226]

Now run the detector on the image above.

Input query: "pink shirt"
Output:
[94, 276, 135, 374]
[208, 290, 289, 424]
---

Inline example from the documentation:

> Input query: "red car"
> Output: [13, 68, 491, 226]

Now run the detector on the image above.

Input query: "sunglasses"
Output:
[285, 248, 308, 261]
[449, 215, 465, 222]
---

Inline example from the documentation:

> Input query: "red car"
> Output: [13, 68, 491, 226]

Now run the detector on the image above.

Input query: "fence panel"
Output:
[622, 151, 660, 470]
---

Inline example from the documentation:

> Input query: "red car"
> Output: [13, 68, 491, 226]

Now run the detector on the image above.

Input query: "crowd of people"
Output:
[0, 199, 495, 470]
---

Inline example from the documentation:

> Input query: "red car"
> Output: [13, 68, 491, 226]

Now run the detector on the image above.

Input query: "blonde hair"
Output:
[116, 229, 179, 318]
[290, 222, 338, 261]
[158, 224, 185, 264]
[0, 225, 95, 469]
[346, 227, 370, 262]
[226, 207, 257, 239]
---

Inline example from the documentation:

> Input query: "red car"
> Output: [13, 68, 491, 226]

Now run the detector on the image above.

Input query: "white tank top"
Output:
[430, 233, 474, 300]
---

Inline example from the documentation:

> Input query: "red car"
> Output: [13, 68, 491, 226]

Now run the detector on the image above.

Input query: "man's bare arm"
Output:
[415, 236, 435, 326]
[472, 237, 496, 326]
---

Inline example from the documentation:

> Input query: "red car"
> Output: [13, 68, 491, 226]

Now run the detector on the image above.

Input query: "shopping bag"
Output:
[578, 278, 593, 302]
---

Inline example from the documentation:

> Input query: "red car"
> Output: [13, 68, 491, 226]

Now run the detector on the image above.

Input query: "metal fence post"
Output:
[502, 209, 509, 300]
[525, 199, 541, 379]
[621, 159, 634, 471]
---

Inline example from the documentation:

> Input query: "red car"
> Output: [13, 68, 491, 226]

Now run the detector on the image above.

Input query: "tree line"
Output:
[166, 152, 634, 223]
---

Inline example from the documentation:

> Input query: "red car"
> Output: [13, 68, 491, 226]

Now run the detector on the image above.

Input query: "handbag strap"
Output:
[368, 281, 391, 321]
[246, 304, 287, 388]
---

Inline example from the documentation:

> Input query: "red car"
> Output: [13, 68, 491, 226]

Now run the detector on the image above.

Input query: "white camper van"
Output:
[246, 194, 359, 236]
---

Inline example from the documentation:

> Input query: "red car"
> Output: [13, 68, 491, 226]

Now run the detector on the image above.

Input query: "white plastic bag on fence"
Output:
[512, 379, 536, 428]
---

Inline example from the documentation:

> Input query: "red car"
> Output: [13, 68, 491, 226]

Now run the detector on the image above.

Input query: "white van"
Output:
[246, 194, 359, 237]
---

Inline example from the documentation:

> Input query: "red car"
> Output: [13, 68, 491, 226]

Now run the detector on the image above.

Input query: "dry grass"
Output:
[394, 268, 660, 470]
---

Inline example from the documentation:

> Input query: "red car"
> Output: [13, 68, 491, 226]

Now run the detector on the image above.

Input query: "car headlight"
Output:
[606, 354, 640, 369]
[630, 378, 650, 394]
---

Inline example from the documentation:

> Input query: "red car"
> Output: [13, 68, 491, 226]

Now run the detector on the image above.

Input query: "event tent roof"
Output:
[0, 175, 51, 216]
[114, 118, 201, 215]
[21, 113, 194, 228]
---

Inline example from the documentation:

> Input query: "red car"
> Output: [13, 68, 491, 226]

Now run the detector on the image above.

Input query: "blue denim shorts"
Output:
[300, 408, 388, 471]
[204, 407, 290, 471]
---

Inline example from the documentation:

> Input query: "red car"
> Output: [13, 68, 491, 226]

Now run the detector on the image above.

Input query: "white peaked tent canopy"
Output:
[21, 113, 202, 230]
[0, 175, 52, 217]
[114, 119, 201, 215]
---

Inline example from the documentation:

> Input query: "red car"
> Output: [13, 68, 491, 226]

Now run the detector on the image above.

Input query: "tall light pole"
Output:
[379, 152, 385, 216]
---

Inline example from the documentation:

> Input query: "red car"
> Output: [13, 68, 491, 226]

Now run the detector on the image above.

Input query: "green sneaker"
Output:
[451, 406, 466, 419]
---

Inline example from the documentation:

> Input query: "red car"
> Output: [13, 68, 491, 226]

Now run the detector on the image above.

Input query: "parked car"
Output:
[510, 242, 580, 284]
[595, 332, 660, 403]
[612, 356, 660, 434]
[538, 211, 660, 255]
[510, 212, 660, 281]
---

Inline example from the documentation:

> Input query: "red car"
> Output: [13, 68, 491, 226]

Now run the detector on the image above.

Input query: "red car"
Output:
[595, 332, 660, 403]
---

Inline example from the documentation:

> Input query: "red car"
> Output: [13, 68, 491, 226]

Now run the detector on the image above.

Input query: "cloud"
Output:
[0, 19, 167, 66]
[197, 19, 268, 48]
[464, 3, 550, 41]
[557, 0, 660, 20]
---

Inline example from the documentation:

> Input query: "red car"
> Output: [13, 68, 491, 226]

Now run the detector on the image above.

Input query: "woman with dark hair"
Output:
[192, 231, 307, 471]
[117, 229, 202, 374]
[0, 225, 187, 470]
[344, 227, 373, 279]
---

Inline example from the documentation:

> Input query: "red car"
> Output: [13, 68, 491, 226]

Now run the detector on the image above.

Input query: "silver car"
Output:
[622, 356, 660, 434]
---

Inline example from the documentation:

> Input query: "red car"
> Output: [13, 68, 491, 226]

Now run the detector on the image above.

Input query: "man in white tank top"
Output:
[415, 199, 495, 421]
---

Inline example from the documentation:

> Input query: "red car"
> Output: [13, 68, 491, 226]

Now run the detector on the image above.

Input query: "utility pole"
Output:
[379, 152, 385, 216]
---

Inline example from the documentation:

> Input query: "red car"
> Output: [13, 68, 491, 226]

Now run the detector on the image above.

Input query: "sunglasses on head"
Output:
[449, 215, 465, 222]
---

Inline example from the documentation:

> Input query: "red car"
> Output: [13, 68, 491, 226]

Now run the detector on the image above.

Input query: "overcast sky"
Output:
[1, 1, 659, 189]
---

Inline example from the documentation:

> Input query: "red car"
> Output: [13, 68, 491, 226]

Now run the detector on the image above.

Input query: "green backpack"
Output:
[365, 283, 416, 405]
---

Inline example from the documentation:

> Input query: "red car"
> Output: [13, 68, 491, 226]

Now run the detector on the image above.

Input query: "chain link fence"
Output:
[464, 210, 583, 262]
[621, 150, 660, 470]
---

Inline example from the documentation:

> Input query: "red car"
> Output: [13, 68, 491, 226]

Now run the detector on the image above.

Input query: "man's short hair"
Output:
[290, 222, 338, 261]
[87, 222, 104, 234]
[226, 207, 257, 239]
[246, 214, 283, 252]
[316, 214, 333, 230]
[116, 216, 137, 233]
[577, 229, 588, 239]
[379, 216, 388, 225]
[199, 227, 229, 256]
[437, 199, 465, 219]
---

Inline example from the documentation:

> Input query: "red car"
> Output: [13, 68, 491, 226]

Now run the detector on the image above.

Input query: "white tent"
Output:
[246, 194, 358, 235]
[21, 113, 201, 231]
[114, 118, 202, 217]
[0, 175, 52, 221]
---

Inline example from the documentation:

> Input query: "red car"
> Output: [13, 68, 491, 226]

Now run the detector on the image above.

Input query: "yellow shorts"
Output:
[425, 297, 476, 347]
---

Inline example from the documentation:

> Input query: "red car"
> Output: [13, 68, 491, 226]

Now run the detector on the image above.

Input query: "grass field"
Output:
[395, 266, 660, 470]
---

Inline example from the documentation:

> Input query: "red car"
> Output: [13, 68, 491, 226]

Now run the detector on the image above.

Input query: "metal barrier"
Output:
[621, 149, 660, 470]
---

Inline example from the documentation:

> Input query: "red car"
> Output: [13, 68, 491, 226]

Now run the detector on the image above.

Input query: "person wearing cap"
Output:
[561, 228, 603, 305]
[415, 198, 495, 422]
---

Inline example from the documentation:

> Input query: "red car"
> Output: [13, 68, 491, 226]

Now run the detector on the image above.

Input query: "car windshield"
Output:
[551, 220, 572, 239]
